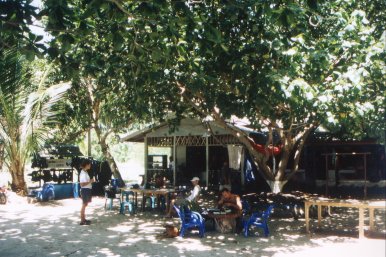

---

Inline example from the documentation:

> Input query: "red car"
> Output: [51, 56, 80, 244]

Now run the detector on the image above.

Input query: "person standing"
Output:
[79, 159, 94, 225]
[168, 156, 175, 170]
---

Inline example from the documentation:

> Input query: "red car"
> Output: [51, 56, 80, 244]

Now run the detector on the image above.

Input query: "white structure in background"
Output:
[121, 118, 246, 188]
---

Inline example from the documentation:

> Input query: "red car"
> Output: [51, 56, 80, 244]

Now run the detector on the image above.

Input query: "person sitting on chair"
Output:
[166, 177, 201, 218]
[218, 188, 242, 214]
[215, 188, 243, 233]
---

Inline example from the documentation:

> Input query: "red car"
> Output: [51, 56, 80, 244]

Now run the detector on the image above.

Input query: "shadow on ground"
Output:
[0, 197, 385, 257]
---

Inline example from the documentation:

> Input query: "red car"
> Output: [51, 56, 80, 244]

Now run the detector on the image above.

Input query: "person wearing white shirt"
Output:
[168, 156, 175, 170]
[79, 159, 94, 225]
[185, 179, 200, 202]
[166, 177, 201, 218]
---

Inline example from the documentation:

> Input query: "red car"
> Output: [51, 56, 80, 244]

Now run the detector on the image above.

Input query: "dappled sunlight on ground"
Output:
[273, 239, 386, 257]
[0, 196, 385, 256]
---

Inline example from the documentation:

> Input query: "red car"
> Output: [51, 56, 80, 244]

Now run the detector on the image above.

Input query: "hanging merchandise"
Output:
[244, 158, 255, 183]
[227, 145, 243, 170]
[52, 171, 58, 182]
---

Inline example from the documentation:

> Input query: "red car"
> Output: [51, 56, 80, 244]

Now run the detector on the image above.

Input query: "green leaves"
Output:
[113, 32, 124, 50]
[0, 0, 44, 57]
[59, 34, 75, 52]
[205, 26, 222, 44]
[39, 0, 385, 145]
[0, 48, 71, 192]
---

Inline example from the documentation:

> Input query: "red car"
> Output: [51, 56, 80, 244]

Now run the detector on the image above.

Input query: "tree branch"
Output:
[286, 124, 315, 181]
[177, 81, 275, 180]
[101, 128, 114, 144]
[107, 0, 134, 19]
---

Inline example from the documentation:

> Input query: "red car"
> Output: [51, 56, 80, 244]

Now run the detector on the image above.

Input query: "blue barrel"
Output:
[73, 182, 80, 198]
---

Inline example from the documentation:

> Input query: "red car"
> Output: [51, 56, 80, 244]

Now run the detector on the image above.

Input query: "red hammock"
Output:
[249, 139, 282, 156]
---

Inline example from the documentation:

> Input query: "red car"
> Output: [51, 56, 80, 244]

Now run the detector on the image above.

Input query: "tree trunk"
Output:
[267, 180, 288, 193]
[86, 79, 123, 182]
[94, 126, 123, 182]
[0, 144, 4, 171]
[9, 161, 27, 195]
[257, 140, 292, 193]
[209, 112, 314, 193]
[179, 82, 318, 194]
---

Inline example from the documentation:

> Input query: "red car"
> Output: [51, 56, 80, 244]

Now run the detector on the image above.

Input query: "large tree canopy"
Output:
[41, 0, 385, 192]
[119, 0, 385, 191]
[172, 0, 385, 191]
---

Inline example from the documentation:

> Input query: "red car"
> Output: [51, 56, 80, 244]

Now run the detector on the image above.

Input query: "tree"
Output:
[41, 0, 385, 192]
[40, 0, 176, 180]
[106, 0, 385, 192]
[0, 49, 70, 194]
[175, 0, 386, 192]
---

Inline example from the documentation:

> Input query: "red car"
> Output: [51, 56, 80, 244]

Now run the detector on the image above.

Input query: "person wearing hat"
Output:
[165, 177, 201, 218]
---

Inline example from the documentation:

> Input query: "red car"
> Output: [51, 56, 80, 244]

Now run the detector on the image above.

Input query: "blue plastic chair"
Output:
[241, 199, 250, 216]
[158, 195, 166, 210]
[243, 204, 274, 237]
[144, 195, 156, 209]
[120, 191, 135, 214]
[143, 194, 166, 210]
[104, 186, 121, 210]
[174, 205, 205, 238]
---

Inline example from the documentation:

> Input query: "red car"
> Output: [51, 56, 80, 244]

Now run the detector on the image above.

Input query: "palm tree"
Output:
[0, 49, 70, 194]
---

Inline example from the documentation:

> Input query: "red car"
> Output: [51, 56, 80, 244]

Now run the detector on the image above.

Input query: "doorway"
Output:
[186, 146, 206, 182]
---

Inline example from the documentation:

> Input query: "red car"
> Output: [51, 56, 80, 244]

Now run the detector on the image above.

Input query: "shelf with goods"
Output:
[146, 155, 173, 185]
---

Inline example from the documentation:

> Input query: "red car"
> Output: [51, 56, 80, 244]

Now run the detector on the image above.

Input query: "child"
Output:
[79, 159, 94, 225]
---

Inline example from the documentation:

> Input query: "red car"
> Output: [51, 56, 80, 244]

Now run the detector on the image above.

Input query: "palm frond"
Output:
[0, 49, 29, 171]
[21, 80, 71, 156]
[0, 48, 71, 184]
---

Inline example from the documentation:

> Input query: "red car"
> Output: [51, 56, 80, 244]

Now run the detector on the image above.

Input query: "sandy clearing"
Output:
[0, 195, 385, 257]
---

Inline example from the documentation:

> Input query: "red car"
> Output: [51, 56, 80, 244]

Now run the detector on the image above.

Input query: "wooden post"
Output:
[364, 154, 367, 199]
[173, 136, 176, 186]
[205, 136, 209, 188]
[369, 208, 375, 231]
[305, 201, 310, 234]
[359, 207, 365, 238]
[325, 155, 329, 196]
[317, 204, 322, 227]
[144, 137, 148, 185]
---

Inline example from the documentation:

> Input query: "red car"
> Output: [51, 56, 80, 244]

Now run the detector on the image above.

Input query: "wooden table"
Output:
[204, 209, 243, 233]
[120, 188, 174, 213]
[304, 198, 386, 238]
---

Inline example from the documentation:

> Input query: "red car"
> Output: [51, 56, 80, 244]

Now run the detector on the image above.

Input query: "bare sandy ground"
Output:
[0, 194, 385, 257]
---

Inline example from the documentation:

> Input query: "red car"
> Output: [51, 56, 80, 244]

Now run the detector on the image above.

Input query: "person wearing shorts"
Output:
[79, 159, 94, 225]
